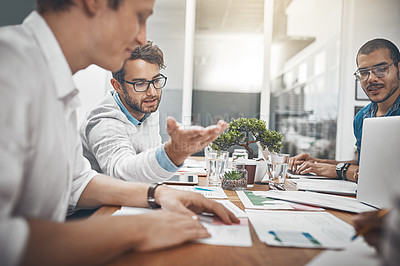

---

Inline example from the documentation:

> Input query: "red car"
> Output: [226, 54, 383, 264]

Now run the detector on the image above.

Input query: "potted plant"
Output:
[221, 169, 247, 190]
[210, 118, 283, 159]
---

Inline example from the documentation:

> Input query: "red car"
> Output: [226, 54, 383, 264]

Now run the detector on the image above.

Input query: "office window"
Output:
[270, 0, 342, 159]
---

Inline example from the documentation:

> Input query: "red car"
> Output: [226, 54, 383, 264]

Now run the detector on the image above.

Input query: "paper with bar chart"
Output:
[246, 210, 355, 249]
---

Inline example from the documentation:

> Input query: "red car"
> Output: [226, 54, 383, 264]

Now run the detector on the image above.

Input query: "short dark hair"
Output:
[357, 38, 400, 66]
[113, 41, 166, 85]
[36, 0, 122, 14]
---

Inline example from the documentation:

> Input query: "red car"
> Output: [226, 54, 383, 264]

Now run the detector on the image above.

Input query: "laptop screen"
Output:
[357, 116, 400, 209]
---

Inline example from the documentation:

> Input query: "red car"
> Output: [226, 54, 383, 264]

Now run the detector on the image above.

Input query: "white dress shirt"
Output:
[0, 11, 97, 266]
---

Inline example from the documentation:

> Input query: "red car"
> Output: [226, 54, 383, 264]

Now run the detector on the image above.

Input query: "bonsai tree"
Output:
[210, 118, 283, 159]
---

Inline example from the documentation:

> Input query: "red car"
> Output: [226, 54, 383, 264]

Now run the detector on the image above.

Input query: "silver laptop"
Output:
[357, 116, 400, 209]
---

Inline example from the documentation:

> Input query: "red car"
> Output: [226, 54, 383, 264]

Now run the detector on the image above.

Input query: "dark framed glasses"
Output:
[123, 74, 167, 92]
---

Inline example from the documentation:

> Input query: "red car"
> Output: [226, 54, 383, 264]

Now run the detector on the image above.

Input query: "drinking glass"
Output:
[267, 153, 289, 189]
[207, 150, 229, 186]
[232, 149, 248, 161]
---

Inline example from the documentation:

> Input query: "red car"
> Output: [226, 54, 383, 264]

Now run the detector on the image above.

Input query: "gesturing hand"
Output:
[164, 117, 228, 166]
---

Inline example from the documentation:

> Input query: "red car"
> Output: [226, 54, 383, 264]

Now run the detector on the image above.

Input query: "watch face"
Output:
[336, 163, 345, 170]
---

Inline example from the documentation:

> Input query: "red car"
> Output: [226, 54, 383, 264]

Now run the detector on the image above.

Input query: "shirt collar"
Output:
[365, 93, 400, 118]
[112, 91, 149, 126]
[23, 11, 77, 100]
[391, 93, 400, 112]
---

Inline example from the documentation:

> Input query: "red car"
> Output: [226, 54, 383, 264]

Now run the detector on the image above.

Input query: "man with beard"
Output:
[80, 41, 217, 182]
[288, 38, 400, 182]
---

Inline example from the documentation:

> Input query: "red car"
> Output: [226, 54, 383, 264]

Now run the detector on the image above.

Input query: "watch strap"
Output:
[342, 163, 350, 181]
[336, 163, 350, 180]
[147, 182, 163, 209]
[336, 163, 344, 179]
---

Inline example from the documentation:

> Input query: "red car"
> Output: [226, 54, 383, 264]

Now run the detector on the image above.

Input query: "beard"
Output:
[366, 69, 400, 103]
[122, 87, 162, 115]
[367, 84, 398, 104]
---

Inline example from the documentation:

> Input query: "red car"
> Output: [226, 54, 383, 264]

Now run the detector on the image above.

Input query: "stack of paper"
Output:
[262, 191, 377, 213]
[246, 210, 355, 249]
[287, 172, 331, 179]
[293, 179, 357, 196]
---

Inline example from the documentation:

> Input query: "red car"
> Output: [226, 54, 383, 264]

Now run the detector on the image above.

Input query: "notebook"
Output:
[357, 116, 400, 209]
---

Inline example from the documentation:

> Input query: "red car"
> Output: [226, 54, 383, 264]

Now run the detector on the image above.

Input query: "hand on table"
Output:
[164, 117, 228, 166]
[132, 210, 210, 251]
[288, 153, 317, 172]
[155, 185, 239, 225]
[293, 161, 337, 178]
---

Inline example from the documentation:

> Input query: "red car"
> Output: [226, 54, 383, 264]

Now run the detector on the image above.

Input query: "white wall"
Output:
[73, 65, 112, 126]
[336, 0, 400, 160]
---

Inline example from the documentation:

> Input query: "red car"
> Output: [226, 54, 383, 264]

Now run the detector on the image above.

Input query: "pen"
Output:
[351, 209, 390, 241]
[194, 187, 214, 192]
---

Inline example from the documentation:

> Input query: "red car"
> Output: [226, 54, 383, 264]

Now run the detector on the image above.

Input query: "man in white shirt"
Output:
[80, 41, 218, 182]
[0, 1, 237, 265]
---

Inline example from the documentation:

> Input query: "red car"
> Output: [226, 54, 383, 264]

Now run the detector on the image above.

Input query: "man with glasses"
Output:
[80, 41, 215, 182]
[289, 38, 400, 182]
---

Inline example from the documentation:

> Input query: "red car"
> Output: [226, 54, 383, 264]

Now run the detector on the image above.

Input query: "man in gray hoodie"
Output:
[80, 41, 220, 182]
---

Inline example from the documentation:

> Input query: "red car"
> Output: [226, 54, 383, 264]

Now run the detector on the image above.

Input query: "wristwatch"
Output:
[147, 182, 164, 209]
[336, 163, 350, 180]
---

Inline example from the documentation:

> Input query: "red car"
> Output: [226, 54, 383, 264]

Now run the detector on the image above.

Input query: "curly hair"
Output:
[112, 41, 166, 85]
[36, 0, 122, 14]
[357, 38, 400, 66]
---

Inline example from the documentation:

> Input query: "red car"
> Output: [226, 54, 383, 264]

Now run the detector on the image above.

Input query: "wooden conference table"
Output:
[91, 161, 355, 266]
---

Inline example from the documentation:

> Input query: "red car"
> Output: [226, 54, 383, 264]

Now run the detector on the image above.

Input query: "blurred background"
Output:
[2, 0, 399, 159]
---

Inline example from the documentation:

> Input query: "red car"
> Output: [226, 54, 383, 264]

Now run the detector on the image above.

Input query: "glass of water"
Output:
[267, 153, 289, 189]
[206, 150, 229, 186]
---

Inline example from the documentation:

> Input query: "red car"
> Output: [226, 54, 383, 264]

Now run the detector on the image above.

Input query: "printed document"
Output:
[306, 238, 380, 266]
[262, 191, 377, 213]
[246, 210, 355, 249]
[293, 179, 357, 196]
[237, 191, 323, 211]
[113, 206, 251, 247]
[167, 185, 228, 199]
[216, 200, 247, 218]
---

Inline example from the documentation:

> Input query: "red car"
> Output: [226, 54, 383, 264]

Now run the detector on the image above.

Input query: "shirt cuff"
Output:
[155, 144, 181, 173]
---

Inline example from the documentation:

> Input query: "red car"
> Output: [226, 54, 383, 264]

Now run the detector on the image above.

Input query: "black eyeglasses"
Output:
[123, 74, 167, 92]
[354, 61, 397, 81]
